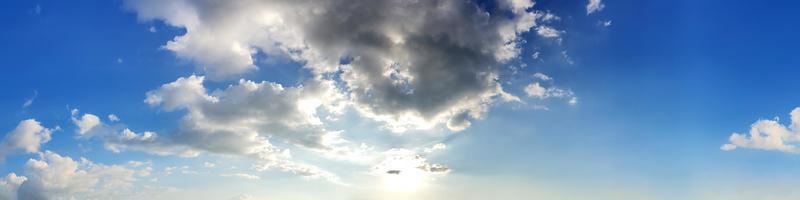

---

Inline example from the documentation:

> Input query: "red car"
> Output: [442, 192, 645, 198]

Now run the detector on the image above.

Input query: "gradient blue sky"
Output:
[2, 0, 800, 199]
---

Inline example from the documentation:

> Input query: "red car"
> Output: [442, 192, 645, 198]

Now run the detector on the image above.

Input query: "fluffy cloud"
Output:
[536, 26, 562, 38]
[4, 151, 147, 200]
[0, 173, 26, 200]
[70, 110, 198, 157]
[71, 109, 101, 135]
[523, 73, 577, 106]
[107, 114, 120, 122]
[145, 75, 346, 151]
[587, 0, 605, 14]
[124, 0, 558, 132]
[0, 119, 56, 159]
[721, 107, 800, 153]
[72, 75, 349, 183]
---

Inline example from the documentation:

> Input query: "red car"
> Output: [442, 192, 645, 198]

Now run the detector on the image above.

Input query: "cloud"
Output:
[0, 119, 57, 159]
[124, 0, 554, 133]
[721, 107, 800, 153]
[536, 26, 562, 38]
[0, 173, 26, 200]
[370, 148, 450, 191]
[71, 109, 101, 135]
[523, 73, 577, 106]
[532, 73, 552, 81]
[21, 90, 37, 108]
[144, 75, 347, 152]
[220, 173, 260, 180]
[4, 151, 147, 200]
[108, 114, 120, 122]
[74, 83, 346, 183]
[587, 0, 605, 14]
[600, 20, 612, 27]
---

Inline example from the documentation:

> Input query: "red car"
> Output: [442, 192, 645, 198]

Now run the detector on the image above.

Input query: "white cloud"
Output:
[0, 119, 56, 159]
[74, 78, 348, 183]
[5, 151, 146, 200]
[252, 160, 344, 185]
[524, 82, 548, 98]
[721, 107, 800, 153]
[220, 173, 260, 180]
[424, 143, 447, 153]
[532, 73, 552, 81]
[524, 83, 574, 100]
[601, 20, 613, 27]
[71, 109, 101, 135]
[21, 90, 37, 108]
[372, 149, 450, 175]
[0, 173, 26, 200]
[148, 26, 156, 33]
[144, 75, 347, 153]
[523, 73, 577, 106]
[108, 114, 120, 122]
[203, 162, 215, 168]
[587, 0, 605, 14]
[370, 148, 450, 191]
[124, 0, 556, 133]
[536, 26, 562, 38]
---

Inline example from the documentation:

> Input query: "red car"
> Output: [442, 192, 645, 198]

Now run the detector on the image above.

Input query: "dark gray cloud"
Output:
[125, 0, 554, 132]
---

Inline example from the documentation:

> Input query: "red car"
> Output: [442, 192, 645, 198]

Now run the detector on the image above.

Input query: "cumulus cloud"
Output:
[71, 109, 101, 136]
[108, 114, 120, 122]
[144, 75, 347, 151]
[721, 107, 800, 153]
[0, 119, 56, 159]
[124, 0, 558, 132]
[0, 173, 26, 200]
[523, 73, 577, 105]
[70, 109, 198, 157]
[4, 151, 147, 200]
[72, 96, 344, 184]
[587, 0, 605, 14]
[536, 26, 562, 38]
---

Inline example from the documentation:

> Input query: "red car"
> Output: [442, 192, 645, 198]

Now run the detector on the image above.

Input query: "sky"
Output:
[2, 0, 800, 199]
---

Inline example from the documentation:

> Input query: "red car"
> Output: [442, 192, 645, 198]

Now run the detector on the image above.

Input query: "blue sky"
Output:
[2, 0, 800, 199]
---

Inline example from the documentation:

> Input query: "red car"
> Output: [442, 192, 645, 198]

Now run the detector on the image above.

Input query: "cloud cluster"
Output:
[144, 75, 346, 152]
[524, 73, 577, 106]
[71, 101, 345, 184]
[721, 107, 800, 153]
[0, 119, 56, 159]
[1, 151, 147, 200]
[587, 0, 605, 14]
[124, 0, 558, 132]
[372, 149, 451, 176]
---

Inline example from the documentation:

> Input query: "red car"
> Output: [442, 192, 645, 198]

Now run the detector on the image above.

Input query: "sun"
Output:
[373, 151, 433, 192]
[382, 168, 427, 192]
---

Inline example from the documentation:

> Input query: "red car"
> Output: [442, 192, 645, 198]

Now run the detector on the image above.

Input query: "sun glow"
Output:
[381, 168, 427, 192]
[373, 150, 439, 192]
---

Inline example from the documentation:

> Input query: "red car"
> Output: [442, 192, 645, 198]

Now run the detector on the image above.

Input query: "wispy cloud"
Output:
[21, 90, 37, 108]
